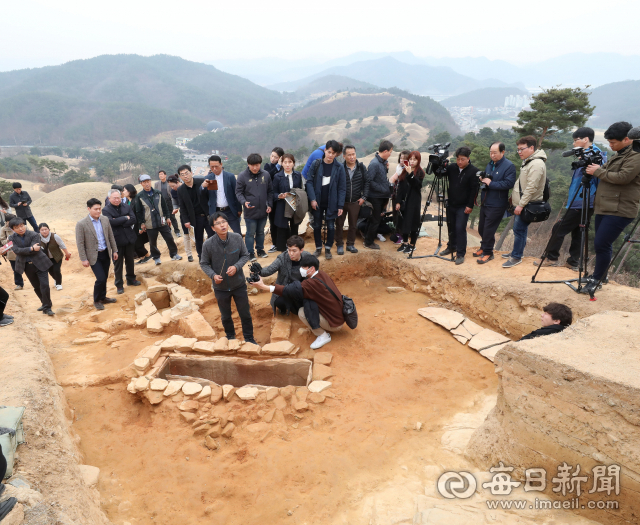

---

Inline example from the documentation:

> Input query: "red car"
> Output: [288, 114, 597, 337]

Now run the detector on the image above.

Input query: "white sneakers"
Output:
[55, 284, 63, 291]
[377, 234, 387, 242]
[310, 331, 332, 349]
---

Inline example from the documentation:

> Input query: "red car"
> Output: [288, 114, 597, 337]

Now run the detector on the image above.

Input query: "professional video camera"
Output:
[246, 262, 262, 284]
[561, 147, 604, 171]
[475, 170, 493, 190]
[426, 142, 451, 177]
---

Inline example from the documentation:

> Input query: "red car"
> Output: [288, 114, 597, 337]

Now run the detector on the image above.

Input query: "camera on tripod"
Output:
[426, 142, 451, 177]
[562, 147, 604, 172]
[475, 170, 493, 190]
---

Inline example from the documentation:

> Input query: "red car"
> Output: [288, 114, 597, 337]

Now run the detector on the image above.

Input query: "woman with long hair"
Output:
[396, 151, 425, 254]
[124, 184, 152, 263]
[390, 150, 410, 244]
[272, 153, 303, 252]
[38, 223, 71, 290]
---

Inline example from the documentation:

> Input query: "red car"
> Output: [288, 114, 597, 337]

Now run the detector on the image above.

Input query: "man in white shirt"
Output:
[201, 155, 242, 234]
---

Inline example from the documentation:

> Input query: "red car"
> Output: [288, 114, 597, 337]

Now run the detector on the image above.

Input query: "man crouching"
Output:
[253, 253, 344, 349]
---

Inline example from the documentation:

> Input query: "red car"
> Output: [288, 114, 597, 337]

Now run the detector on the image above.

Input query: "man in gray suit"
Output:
[76, 198, 119, 310]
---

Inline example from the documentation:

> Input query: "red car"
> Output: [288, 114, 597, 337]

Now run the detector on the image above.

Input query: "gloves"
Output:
[249, 262, 262, 274]
[395, 164, 404, 176]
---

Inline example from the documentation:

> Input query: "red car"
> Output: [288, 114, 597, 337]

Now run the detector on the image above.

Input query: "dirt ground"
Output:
[3, 212, 631, 524]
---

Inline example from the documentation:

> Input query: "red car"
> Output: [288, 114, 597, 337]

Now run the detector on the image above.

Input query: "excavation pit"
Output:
[157, 355, 312, 388]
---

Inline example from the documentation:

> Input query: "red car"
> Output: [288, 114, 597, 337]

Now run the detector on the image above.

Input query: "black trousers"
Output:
[114, 243, 136, 288]
[545, 208, 593, 265]
[24, 262, 51, 308]
[135, 231, 149, 258]
[365, 198, 387, 245]
[193, 214, 214, 258]
[48, 258, 63, 286]
[446, 205, 470, 255]
[0, 286, 8, 318]
[274, 295, 289, 314]
[147, 225, 178, 260]
[274, 221, 299, 252]
[478, 206, 507, 256]
[312, 208, 335, 249]
[214, 284, 254, 341]
[9, 260, 24, 287]
[91, 249, 111, 303]
[25, 216, 38, 231]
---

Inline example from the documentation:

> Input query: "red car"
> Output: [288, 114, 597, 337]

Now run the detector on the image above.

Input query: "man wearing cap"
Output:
[132, 174, 182, 265]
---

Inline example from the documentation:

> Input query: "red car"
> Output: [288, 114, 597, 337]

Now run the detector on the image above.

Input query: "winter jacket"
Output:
[301, 146, 326, 180]
[367, 153, 392, 199]
[519, 323, 566, 341]
[481, 157, 516, 208]
[177, 176, 208, 225]
[133, 189, 172, 230]
[235, 168, 274, 221]
[566, 146, 605, 210]
[201, 170, 241, 218]
[199, 232, 250, 292]
[263, 162, 282, 180]
[446, 162, 480, 209]
[102, 201, 137, 246]
[273, 171, 303, 229]
[592, 144, 640, 218]
[343, 160, 369, 203]
[512, 150, 547, 207]
[9, 191, 34, 219]
[259, 250, 308, 312]
[305, 159, 346, 220]
[10, 230, 53, 274]
[396, 171, 424, 233]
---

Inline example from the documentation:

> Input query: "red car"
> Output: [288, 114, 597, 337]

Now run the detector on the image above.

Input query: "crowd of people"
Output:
[1, 122, 638, 347]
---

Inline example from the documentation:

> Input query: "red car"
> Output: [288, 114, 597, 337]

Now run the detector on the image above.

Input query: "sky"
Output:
[3, 0, 640, 72]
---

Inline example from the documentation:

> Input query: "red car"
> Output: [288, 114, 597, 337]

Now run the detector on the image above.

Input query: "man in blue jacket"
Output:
[534, 127, 605, 270]
[201, 155, 242, 234]
[306, 140, 346, 260]
[475, 142, 516, 264]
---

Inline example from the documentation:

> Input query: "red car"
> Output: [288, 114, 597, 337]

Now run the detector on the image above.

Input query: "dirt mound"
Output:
[31, 181, 113, 221]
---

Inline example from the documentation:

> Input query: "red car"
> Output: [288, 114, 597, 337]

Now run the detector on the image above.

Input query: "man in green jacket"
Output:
[582, 121, 640, 295]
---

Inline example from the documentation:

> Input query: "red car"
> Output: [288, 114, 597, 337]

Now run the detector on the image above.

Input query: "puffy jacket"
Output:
[512, 149, 547, 207]
[102, 201, 137, 246]
[305, 159, 346, 220]
[343, 160, 369, 203]
[235, 168, 273, 221]
[566, 146, 605, 210]
[481, 157, 516, 208]
[301, 146, 326, 180]
[592, 143, 640, 218]
[367, 153, 391, 199]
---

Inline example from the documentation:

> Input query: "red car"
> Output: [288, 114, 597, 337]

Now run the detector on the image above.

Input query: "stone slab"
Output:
[182, 382, 203, 396]
[308, 381, 332, 393]
[210, 384, 223, 403]
[160, 335, 197, 351]
[451, 323, 472, 340]
[462, 319, 483, 336]
[387, 286, 406, 293]
[222, 384, 236, 401]
[312, 363, 334, 381]
[213, 337, 229, 352]
[178, 311, 216, 341]
[270, 315, 291, 343]
[313, 352, 332, 366]
[236, 386, 259, 400]
[197, 385, 212, 399]
[262, 341, 295, 356]
[150, 378, 169, 391]
[146, 313, 164, 333]
[468, 328, 511, 351]
[417, 307, 464, 331]
[479, 343, 509, 362]
[134, 377, 149, 392]
[178, 400, 199, 412]
[163, 380, 185, 396]
[193, 341, 216, 354]
[238, 342, 261, 356]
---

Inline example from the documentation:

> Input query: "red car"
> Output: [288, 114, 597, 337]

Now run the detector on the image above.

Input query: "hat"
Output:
[138, 174, 151, 182]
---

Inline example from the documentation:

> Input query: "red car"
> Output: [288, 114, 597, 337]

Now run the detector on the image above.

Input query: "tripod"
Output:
[531, 175, 593, 292]
[407, 173, 455, 262]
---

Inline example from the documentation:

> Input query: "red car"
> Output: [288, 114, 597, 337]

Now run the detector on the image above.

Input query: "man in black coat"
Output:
[9, 182, 38, 230]
[519, 303, 572, 341]
[441, 147, 480, 264]
[177, 164, 214, 259]
[336, 145, 369, 255]
[102, 189, 141, 294]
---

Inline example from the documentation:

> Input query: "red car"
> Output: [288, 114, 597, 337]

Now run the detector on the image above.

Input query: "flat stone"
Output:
[297, 348, 315, 360]
[197, 385, 212, 399]
[213, 337, 229, 352]
[178, 400, 200, 412]
[280, 385, 296, 399]
[134, 291, 147, 304]
[273, 396, 287, 410]
[387, 286, 406, 293]
[159, 309, 172, 326]
[147, 283, 168, 293]
[140, 345, 162, 364]
[222, 384, 236, 401]
[146, 313, 164, 333]
[479, 343, 509, 362]
[206, 424, 222, 438]
[417, 307, 464, 330]
[181, 412, 197, 423]
[453, 335, 468, 345]
[238, 341, 260, 355]
[178, 311, 216, 341]
[171, 271, 184, 283]
[270, 315, 291, 342]
[135, 298, 157, 325]
[221, 422, 236, 438]
[171, 392, 184, 403]
[170, 300, 198, 321]
[182, 382, 203, 396]
[265, 387, 279, 401]
[149, 378, 168, 391]
[193, 341, 216, 354]
[294, 401, 309, 412]
[462, 319, 483, 336]
[308, 392, 325, 404]
[263, 408, 276, 423]
[236, 386, 259, 400]
[145, 390, 164, 405]
[193, 423, 212, 436]
[210, 384, 223, 403]
[468, 328, 511, 351]
[72, 332, 108, 345]
[451, 323, 472, 340]
[262, 341, 295, 356]
[134, 377, 150, 392]
[205, 435, 219, 450]
[308, 381, 332, 393]
[163, 380, 185, 396]
[228, 339, 241, 351]
[295, 388, 308, 403]
[133, 357, 150, 372]
[247, 422, 270, 433]
[313, 352, 332, 366]
[78, 465, 100, 488]
[127, 379, 136, 394]
[312, 363, 334, 381]
[160, 335, 196, 351]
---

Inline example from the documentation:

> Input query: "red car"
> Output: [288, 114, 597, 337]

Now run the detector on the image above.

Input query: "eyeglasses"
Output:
[516, 147, 531, 153]
[213, 221, 228, 226]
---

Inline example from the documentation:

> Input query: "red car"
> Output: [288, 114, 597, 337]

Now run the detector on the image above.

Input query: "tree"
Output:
[396, 124, 406, 134]
[513, 86, 594, 150]
[373, 116, 379, 121]
[345, 122, 352, 129]
[28, 157, 68, 183]
[62, 167, 91, 185]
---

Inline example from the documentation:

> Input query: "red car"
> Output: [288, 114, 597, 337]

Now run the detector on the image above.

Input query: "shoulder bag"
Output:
[315, 277, 358, 329]
[518, 178, 551, 223]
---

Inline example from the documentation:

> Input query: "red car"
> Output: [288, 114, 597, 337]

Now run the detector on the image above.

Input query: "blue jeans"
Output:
[312, 207, 335, 249]
[245, 217, 267, 255]
[511, 214, 530, 260]
[593, 214, 633, 280]
[25, 216, 38, 231]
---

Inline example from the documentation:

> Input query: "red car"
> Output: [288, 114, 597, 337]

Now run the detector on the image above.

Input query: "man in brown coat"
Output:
[583, 121, 640, 294]
[76, 198, 119, 310]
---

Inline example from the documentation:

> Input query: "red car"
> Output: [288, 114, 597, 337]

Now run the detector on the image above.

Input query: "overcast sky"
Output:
[3, 0, 640, 72]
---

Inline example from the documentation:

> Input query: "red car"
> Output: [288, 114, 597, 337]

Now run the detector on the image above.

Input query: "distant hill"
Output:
[295, 75, 378, 97]
[442, 87, 529, 108]
[0, 54, 285, 146]
[268, 57, 515, 97]
[589, 80, 640, 127]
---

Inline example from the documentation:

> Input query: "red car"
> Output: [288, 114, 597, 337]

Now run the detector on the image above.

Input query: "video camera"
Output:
[426, 142, 451, 177]
[246, 262, 262, 284]
[475, 170, 493, 190]
[561, 147, 604, 172]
